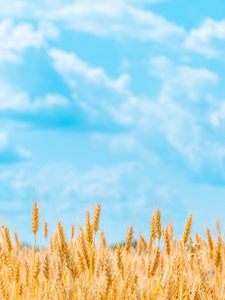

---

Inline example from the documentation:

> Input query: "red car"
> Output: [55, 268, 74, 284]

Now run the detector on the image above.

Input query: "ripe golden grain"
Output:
[93, 203, 101, 234]
[0, 203, 223, 299]
[32, 201, 39, 235]
[183, 214, 192, 246]
[43, 222, 48, 240]
[125, 226, 133, 252]
[164, 227, 171, 257]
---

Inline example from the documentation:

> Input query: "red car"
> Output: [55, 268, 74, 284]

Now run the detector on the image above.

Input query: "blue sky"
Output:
[0, 0, 225, 244]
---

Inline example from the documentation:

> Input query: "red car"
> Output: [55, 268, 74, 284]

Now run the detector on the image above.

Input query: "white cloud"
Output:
[210, 100, 225, 128]
[155, 100, 201, 167]
[31, 94, 69, 110]
[184, 18, 225, 58]
[0, 1, 184, 45]
[0, 83, 68, 112]
[50, 49, 168, 129]
[0, 130, 30, 162]
[6, 161, 141, 211]
[0, 0, 165, 17]
[0, 131, 8, 150]
[146, 56, 221, 166]
[46, 1, 184, 43]
[49, 49, 220, 169]
[150, 56, 218, 101]
[49, 47, 223, 173]
[49, 48, 146, 125]
[49, 48, 130, 92]
[0, 19, 58, 64]
[64, 162, 138, 198]
[0, 1, 28, 17]
[0, 84, 30, 110]
[91, 133, 138, 153]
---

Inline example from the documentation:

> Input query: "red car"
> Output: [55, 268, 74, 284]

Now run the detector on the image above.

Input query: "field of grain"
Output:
[0, 202, 224, 299]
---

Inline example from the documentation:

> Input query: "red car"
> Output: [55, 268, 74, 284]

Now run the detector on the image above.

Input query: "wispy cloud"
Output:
[210, 100, 225, 128]
[0, 82, 69, 112]
[0, 130, 29, 164]
[150, 56, 218, 101]
[0, 19, 58, 64]
[48, 48, 222, 174]
[46, 1, 184, 43]
[49, 48, 140, 125]
[49, 48, 130, 92]
[184, 18, 225, 58]
[0, 0, 183, 47]
[148, 56, 221, 167]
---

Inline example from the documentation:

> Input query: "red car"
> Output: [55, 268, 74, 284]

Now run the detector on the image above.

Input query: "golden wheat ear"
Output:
[32, 201, 39, 255]
[32, 201, 39, 235]
[93, 203, 101, 233]
[43, 222, 48, 239]
[125, 226, 133, 252]
[183, 214, 192, 246]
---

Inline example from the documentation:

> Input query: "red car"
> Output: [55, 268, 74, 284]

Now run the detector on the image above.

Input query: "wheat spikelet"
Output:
[85, 211, 93, 244]
[111, 275, 117, 299]
[138, 234, 147, 255]
[148, 214, 156, 254]
[70, 224, 75, 240]
[104, 252, 112, 292]
[214, 234, 222, 271]
[43, 222, 48, 239]
[14, 232, 20, 248]
[32, 201, 39, 256]
[43, 254, 50, 281]
[155, 209, 161, 242]
[80, 230, 90, 268]
[206, 227, 214, 259]
[216, 219, 221, 235]
[0, 277, 6, 299]
[24, 260, 30, 285]
[116, 245, 124, 277]
[149, 247, 160, 277]
[149, 214, 156, 242]
[34, 254, 41, 278]
[93, 204, 101, 233]
[100, 231, 107, 248]
[18, 283, 23, 297]
[3, 227, 12, 253]
[65, 248, 78, 277]
[166, 277, 172, 300]
[164, 227, 171, 256]
[77, 250, 85, 273]
[193, 287, 201, 300]
[183, 214, 192, 246]
[14, 261, 20, 284]
[32, 201, 39, 234]
[125, 226, 133, 252]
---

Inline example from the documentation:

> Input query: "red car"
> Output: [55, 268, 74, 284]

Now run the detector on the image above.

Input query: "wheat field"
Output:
[0, 202, 224, 299]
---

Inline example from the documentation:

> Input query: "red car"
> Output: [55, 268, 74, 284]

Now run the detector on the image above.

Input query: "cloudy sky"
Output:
[0, 0, 225, 244]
